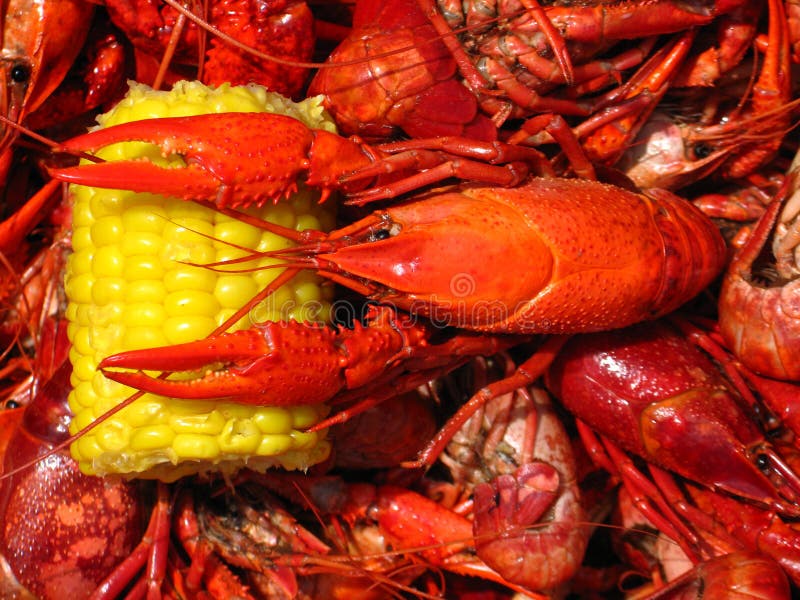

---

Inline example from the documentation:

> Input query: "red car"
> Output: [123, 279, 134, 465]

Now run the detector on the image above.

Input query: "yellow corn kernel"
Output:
[64, 82, 337, 479]
[169, 410, 227, 435]
[129, 425, 176, 451]
[256, 435, 294, 456]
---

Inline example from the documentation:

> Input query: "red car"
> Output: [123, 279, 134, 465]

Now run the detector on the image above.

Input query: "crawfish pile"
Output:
[1, 0, 800, 598]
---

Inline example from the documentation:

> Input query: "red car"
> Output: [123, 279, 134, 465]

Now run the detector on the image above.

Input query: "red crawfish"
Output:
[309, 0, 756, 141]
[639, 550, 790, 599]
[544, 319, 800, 518]
[618, 0, 796, 190]
[103, 0, 315, 97]
[53, 174, 730, 405]
[249, 469, 551, 596]
[170, 485, 351, 599]
[42, 110, 726, 335]
[596, 424, 800, 592]
[0, 352, 147, 599]
[41, 105, 725, 414]
[48, 111, 551, 206]
[678, 474, 800, 587]
[0, 0, 94, 153]
[430, 357, 589, 592]
[719, 167, 800, 381]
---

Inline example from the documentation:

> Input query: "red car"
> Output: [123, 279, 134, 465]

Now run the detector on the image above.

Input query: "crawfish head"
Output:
[545, 320, 800, 515]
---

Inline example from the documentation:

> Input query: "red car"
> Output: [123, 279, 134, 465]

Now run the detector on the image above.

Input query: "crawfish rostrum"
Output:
[0, 0, 799, 598]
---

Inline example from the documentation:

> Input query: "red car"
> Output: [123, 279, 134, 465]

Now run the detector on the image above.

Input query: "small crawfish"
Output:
[719, 165, 800, 381]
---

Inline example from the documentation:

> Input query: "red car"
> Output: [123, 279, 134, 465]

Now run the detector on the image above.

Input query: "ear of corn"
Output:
[65, 81, 336, 481]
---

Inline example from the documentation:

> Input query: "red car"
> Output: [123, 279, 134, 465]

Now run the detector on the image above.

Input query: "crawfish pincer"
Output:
[719, 171, 800, 381]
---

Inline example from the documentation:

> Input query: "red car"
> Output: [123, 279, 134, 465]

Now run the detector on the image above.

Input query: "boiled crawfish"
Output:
[48, 108, 727, 334]
[546, 319, 800, 516]
[309, 0, 758, 142]
[104, 0, 315, 96]
[1, 2, 800, 596]
[432, 355, 589, 592]
[720, 164, 800, 381]
[76, 176, 729, 413]
[0, 0, 94, 153]
[618, 0, 796, 190]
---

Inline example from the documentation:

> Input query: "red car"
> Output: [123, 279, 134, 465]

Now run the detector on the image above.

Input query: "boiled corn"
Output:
[65, 81, 336, 481]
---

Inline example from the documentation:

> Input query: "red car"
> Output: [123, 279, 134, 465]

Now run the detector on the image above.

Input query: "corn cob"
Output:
[65, 81, 336, 481]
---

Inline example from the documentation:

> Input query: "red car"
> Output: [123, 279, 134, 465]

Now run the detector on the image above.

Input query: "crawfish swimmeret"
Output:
[64, 81, 337, 480]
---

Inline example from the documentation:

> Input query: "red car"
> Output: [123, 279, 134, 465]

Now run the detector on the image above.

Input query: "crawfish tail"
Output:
[644, 187, 728, 317]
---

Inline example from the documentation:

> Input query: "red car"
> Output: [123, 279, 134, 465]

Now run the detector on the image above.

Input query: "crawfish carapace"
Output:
[294, 179, 726, 334]
[545, 320, 800, 515]
[0, 361, 146, 599]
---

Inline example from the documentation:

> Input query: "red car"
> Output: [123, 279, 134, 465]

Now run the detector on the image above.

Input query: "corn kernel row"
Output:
[65, 81, 336, 480]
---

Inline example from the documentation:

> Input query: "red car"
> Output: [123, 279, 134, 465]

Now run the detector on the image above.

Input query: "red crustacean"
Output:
[171, 485, 348, 599]
[49, 111, 550, 206]
[0, 347, 147, 599]
[104, 0, 315, 97]
[0, 0, 102, 188]
[678, 475, 800, 587]
[538, 318, 800, 595]
[307, 0, 498, 141]
[0, 0, 95, 145]
[309, 0, 756, 142]
[435, 358, 589, 592]
[1, 2, 800, 598]
[60, 176, 729, 406]
[719, 167, 800, 381]
[545, 319, 800, 517]
[22, 16, 133, 135]
[248, 472, 554, 596]
[618, 0, 796, 191]
[641, 550, 791, 599]
[591, 417, 800, 593]
[45, 111, 727, 334]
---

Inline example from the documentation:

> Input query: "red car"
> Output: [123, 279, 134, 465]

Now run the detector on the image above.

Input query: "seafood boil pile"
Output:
[0, 0, 799, 598]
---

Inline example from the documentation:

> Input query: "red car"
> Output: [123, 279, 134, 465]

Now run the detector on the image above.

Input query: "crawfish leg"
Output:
[406, 335, 570, 468]
[344, 137, 555, 204]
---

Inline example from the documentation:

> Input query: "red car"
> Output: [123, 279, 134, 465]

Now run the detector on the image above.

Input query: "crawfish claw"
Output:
[51, 160, 239, 206]
[98, 324, 346, 405]
[50, 113, 320, 208]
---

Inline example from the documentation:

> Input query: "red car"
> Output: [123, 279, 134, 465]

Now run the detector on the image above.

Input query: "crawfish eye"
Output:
[10, 62, 29, 84]
[691, 142, 713, 160]
[755, 452, 771, 472]
[370, 223, 400, 241]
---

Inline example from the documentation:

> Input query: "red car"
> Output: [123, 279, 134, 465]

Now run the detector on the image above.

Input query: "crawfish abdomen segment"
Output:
[323, 179, 726, 333]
